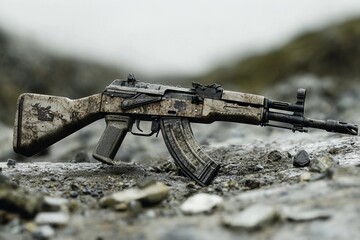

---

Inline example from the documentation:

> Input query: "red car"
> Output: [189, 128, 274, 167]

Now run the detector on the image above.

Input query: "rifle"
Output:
[13, 74, 358, 185]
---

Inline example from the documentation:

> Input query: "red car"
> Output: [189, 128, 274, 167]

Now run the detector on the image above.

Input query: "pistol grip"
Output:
[161, 118, 220, 186]
[93, 115, 132, 165]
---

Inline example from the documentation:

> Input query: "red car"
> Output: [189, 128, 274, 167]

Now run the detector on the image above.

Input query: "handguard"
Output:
[160, 117, 220, 186]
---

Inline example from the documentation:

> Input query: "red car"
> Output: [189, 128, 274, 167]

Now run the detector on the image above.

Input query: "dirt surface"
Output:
[1, 132, 359, 240]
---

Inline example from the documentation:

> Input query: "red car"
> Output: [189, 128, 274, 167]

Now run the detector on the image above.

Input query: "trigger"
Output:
[135, 119, 143, 132]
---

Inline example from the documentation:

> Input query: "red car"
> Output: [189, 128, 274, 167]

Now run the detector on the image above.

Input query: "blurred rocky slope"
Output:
[0, 28, 123, 125]
[194, 17, 360, 92]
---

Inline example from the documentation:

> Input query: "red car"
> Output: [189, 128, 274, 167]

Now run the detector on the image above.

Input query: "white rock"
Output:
[35, 212, 70, 226]
[181, 193, 223, 214]
[223, 204, 279, 230]
[33, 225, 55, 239]
[99, 182, 169, 208]
[284, 209, 332, 221]
[43, 196, 68, 211]
[300, 172, 311, 181]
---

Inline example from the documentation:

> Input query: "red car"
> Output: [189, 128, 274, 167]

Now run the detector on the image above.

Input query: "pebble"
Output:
[70, 191, 78, 198]
[186, 182, 197, 189]
[300, 172, 311, 181]
[254, 164, 264, 171]
[309, 156, 338, 173]
[43, 196, 68, 211]
[35, 212, 70, 226]
[41, 178, 50, 182]
[33, 225, 55, 239]
[71, 151, 90, 163]
[222, 179, 239, 189]
[91, 191, 99, 197]
[6, 159, 16, 168]
[114, 202, 128, 211]
[267, 150, 283, 162]
[99, 182, 169, 208]
[144, 209, 157, 218]
[222, 204, 279, 230]
[70, 183, 79, 191]
[180, 193, 223, 214]
[285, 209, 332, 222]
[82, 188, 91, 195]
[244, 179, 260, 189]
[293, 150, 311, 167]
[137, 177, 157, 189]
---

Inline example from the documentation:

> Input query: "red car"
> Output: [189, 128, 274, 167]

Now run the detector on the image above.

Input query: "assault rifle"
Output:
[13, 75, 358, 185]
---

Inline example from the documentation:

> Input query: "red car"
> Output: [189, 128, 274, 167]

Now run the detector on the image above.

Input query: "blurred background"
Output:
[1, 0, 360, 162]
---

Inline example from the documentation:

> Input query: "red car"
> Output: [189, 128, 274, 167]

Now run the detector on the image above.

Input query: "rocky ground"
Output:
[0, 76, 359, 240]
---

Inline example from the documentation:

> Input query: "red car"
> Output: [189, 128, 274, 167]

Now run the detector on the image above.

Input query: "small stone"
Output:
[6, 159, 16, 168]
[223, 204, 279, 230]
[70, 183, 79, 191]
[114, 202, 128, 211]
[227, 179, 239, 188]
[163, 162, 177, 172]
[186, 182, 197, 189]
[82, 188, 91, 195]
[24, 221, 37, 233]
[293, 150, 311, 167]
[137, 177, 157, 189]
[99, 182, 169, 208]
[328, 147, 340, 155]
[33, 225, 55, 239]
[309, 156, 338, 173]
[43, 197, 68, 211]
[96, 189, 103, 196]
[41, 178, 50, 182]
[35, 212, 69, 226]
[244, 179, 260, 189]
[180, 193, 223, 214]
[285, 209, 332, 222]
[300, 172, 312, 181]
[144, 209, 156, 218]
[91, 191, 99, 197]
[254, 164, 264, 171]
[71, 151, 90, 163]
[215, 186, 223, 193]
[70, 191, 78, 198]
[267, 150, 283, 162]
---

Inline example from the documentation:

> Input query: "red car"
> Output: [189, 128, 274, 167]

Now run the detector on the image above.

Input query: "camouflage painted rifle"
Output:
[13, 74, 358, 185]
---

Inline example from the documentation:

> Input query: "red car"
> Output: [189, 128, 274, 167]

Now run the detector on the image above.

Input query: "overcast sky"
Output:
[0, 0, 360, 77]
